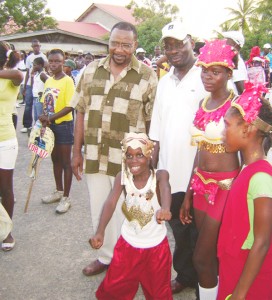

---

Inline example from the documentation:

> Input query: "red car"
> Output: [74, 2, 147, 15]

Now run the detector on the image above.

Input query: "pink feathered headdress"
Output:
[231, 81, 272, 133]
[196, 39, 237, 70]
[246, 46, 266, 66]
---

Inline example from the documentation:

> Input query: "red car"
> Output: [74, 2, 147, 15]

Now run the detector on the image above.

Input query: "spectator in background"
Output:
[64, 51, 71, 60]
[136, 48, 152, 67]
[84, 53, 94, 66]
[17, 50, 27, 105]
[72, 50, 86, 86]
[263, 43, 272, 87]
[246, 46, 267, 86]
[222, 31, 248, 95]
[63, 59, 76, 86]
[156, 55, 170, 79]
[20, 39, 47, 133]
[32, 57, 47, 122]
[194, 41, 205, 57]
[151, 45, 163, 72]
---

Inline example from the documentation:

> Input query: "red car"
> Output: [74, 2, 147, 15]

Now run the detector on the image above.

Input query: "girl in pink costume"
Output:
[217, 82, 272, 300]
[180, 39, 240, 299]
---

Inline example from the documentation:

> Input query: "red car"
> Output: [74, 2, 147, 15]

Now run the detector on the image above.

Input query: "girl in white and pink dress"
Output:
[90, 132, 173, 300]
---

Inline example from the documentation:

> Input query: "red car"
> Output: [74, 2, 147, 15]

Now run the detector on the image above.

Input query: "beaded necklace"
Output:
[193, 90, 234, 131]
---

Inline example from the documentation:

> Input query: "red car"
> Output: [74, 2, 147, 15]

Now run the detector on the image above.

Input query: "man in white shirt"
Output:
[149, 21, 206, 296]
[222, 31, 248, 95]
[21, 39, 47, 133]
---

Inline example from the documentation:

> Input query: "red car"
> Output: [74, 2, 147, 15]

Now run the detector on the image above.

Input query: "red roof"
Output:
[57, 21, 109, 39]
[57, 4, 136, 40]
[94, 3, 136, 25]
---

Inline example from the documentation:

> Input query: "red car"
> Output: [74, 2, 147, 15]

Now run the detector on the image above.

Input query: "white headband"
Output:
[6, 49, 13, 58]
[120, 132, 155, 184]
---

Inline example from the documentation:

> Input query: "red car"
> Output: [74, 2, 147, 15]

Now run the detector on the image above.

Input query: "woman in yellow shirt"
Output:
[0, 41, 23, 251]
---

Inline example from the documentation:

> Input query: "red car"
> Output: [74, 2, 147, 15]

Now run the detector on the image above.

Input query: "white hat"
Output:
[77, 49, 83, 54]
[263, 43, 271, 49]
[252, 57, 264, 62]
[222, 31, 245, 48]
[136, 48, 146, 54]
[161, 21, 188, 42]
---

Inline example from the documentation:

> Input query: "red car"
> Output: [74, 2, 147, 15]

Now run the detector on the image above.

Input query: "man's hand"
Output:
[180, 197, 193, 225]
[71, 153, 83, 181]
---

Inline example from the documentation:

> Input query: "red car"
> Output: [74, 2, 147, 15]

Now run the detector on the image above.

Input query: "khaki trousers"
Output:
[86, 173, 125, 264]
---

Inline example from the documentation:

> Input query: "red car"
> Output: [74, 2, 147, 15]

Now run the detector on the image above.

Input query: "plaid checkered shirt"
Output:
[74, 55, 158, 176]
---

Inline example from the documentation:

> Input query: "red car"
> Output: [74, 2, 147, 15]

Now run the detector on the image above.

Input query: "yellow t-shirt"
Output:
[159, 62, 170, 79]
[41, 76, 75, 124]
[0, 79, 19, 141]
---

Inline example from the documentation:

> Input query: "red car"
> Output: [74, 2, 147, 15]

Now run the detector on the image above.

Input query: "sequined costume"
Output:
[190, 91, 239, 220]
[121, 170, 167, 247]
[96, 132, 172, 299]
[192, 168, 239, 221]
[191, 90, 235, 154]
[96, 170, 172, 299]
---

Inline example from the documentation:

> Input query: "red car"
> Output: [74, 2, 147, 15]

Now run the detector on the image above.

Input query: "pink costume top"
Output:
[191, 91, 235, 153]
[190, 91, 237, 205]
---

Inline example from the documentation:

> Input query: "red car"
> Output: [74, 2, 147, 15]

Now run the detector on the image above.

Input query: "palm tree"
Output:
[222, 0, 259, 33]
[256, 0, 272, 19]
[254, 0, 272, 34]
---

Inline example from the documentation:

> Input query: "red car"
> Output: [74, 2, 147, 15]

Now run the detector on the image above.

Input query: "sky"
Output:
[46, 0, 238, 39]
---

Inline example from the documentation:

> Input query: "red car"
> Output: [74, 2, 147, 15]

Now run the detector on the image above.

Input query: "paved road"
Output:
[0, 106, 196, 300]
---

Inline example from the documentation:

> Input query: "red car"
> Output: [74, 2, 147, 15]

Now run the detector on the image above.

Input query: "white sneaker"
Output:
[41, 190, 63, 204]
[56, 197, 71, 214]
[20, 127, 28, 133]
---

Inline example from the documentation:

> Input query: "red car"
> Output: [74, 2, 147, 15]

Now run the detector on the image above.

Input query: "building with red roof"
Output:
[0, 3, 136, 56]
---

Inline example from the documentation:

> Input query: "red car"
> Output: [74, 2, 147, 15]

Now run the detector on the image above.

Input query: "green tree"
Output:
[0, 0, 57, 35]
[256, 0, 272, 22]
[241, 0, 272, 58]
[218, 0, 272, 59]
[127, 0, 179, 22]
[126, 0, 179, 55]
[254, 0, 272, 37]
[219, 20, 240, 32]
[221, 0, 258, 33]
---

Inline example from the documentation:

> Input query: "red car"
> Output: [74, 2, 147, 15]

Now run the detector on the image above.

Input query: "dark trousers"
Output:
[169, 192, 198, 287]
[12, 114, 17, 129]
[22, 85, 33, 128]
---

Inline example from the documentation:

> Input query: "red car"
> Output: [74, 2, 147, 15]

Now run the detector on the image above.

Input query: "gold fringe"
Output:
[198, 140, 226, 153]
[194, 170, 234, 190]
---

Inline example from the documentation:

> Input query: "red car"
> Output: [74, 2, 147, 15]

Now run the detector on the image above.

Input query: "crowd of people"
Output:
[1, 19, 272, 300]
